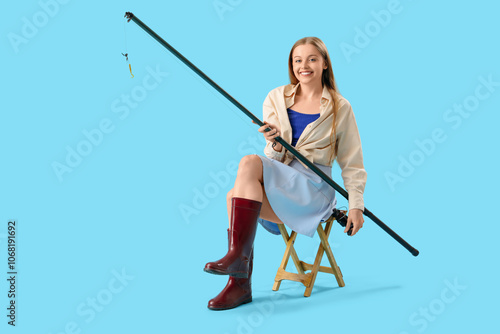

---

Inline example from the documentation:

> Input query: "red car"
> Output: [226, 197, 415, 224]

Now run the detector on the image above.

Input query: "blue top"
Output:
[287, 108, 320, 146]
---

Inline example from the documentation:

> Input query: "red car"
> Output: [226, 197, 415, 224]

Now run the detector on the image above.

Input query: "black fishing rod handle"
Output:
[332, 208, 353, 236]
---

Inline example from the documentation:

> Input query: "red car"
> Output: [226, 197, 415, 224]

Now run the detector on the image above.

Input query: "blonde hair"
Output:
[288, 37, 341, 165]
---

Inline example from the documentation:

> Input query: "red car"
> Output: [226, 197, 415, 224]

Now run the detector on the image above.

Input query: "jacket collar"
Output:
[276, 81, 334, 152]
[284, 81, 332, 109]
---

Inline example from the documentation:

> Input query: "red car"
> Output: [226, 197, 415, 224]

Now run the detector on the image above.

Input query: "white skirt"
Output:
[255, 154, 337, 238]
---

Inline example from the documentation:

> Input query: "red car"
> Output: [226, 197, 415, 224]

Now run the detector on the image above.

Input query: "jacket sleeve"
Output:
[263, 92, 286, 162]
[335, 99, 367, 212]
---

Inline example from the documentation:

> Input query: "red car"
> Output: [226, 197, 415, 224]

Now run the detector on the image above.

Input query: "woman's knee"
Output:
[238, 154, 260, 168]
[237, 155, 262, 180]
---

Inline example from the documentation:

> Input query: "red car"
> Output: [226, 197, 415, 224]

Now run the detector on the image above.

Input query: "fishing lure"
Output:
[121, 52, 134, 78]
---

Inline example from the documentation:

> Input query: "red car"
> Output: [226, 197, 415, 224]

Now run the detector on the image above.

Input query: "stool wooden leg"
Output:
[317, 222, 345, 287]
[273, 226, 298, 291]
[304, 226, 328, 297]
[277, 224, 305, 275]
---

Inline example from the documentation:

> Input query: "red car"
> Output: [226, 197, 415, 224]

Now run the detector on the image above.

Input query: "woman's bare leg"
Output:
[260, 183, 284, 224]
[226, 155, 283, 227]
[233, 155, 264, 201]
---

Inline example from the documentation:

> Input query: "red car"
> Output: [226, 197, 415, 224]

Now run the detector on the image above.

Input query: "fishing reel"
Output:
[332, 208, 353, 236]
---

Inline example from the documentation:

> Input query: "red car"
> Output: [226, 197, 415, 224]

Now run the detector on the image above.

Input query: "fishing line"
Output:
[122, 20, 134, 78]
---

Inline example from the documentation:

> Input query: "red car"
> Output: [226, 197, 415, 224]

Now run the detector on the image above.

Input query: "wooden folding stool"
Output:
[272, 211, 346, 297]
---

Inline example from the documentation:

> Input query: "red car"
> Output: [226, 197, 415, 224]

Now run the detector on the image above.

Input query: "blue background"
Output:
[1, 0, 498, 333]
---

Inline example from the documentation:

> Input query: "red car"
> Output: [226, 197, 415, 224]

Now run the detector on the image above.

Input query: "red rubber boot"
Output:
[204, 197, 261, 278]
[208, 248, 254, 310]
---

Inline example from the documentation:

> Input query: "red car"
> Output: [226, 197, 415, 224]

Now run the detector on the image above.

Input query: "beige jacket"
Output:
[262, 82, 367, 211]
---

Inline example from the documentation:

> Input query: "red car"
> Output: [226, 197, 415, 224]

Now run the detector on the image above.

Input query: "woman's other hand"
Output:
[345, 208, 364, 236]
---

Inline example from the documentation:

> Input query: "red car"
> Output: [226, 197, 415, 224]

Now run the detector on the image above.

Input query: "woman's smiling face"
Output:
[292, 44, 327, 84]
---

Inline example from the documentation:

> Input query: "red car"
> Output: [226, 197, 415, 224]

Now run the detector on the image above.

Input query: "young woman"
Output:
[204, 36, 367, 310]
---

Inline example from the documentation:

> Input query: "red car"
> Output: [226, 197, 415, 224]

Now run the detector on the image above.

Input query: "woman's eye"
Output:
[295, 59, 317, 62]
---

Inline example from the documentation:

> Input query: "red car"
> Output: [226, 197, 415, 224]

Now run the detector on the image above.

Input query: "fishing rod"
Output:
[124, 12, 419, 257]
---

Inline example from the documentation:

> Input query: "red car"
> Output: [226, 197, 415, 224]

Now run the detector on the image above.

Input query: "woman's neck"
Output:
[297, 81, 323, 100]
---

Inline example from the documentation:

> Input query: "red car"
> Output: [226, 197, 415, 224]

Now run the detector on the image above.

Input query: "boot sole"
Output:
[207, 296, 252, 311]
[203, 268, 249, 278]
